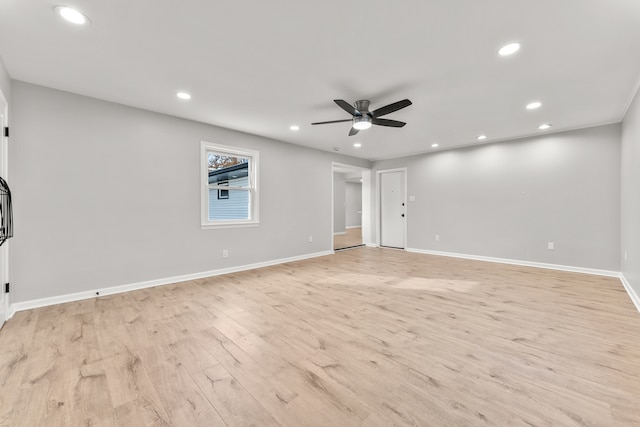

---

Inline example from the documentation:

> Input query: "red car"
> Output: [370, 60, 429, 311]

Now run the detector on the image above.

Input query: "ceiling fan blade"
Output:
[311, 119, 353, 125]
[371, 99, 412, 117]
[372, 117, 406, 127]
[334, 99, 357, 116]
[349, 127, 359, 136]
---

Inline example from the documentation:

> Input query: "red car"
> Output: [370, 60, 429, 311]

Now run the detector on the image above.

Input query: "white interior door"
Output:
[0, 94, 7, 327]
[380, 170, 405, 248]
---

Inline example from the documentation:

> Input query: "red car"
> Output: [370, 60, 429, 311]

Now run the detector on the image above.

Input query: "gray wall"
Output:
[622, 87, 640, 296]
[0, 56, 10, 102]
[345, 182, 362, 227]
[333, 173, 346, 233]
[373, 124, 621, 271]
[10, 81, 369, 303]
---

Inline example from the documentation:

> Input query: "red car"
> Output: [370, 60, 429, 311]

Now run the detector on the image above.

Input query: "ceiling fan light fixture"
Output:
[353, 116, 372, 130]
[311, 98, 411, 135]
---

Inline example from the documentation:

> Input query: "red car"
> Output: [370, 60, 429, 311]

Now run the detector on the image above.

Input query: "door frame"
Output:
[0, 88, 9, 325]
[331, 162, 372, 251]
[376, 167, 407, 249]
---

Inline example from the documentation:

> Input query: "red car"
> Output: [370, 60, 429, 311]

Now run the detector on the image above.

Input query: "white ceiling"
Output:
[1, 0, 639, 161]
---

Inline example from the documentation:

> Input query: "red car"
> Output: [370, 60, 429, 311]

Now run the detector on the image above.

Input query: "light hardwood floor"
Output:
[334, 227, 362, 250]
[1, 247, 640, 426]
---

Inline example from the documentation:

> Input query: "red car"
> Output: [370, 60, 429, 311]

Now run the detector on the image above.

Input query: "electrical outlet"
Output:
[222, 249, 229, 258]
[308, 235, 313, 243]
[548, 242, 555, 250]
[435, 234, 440, 241]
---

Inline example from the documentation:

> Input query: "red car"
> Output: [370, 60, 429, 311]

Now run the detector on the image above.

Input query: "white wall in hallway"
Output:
[345, 182, 362, 228]
[333, 172, 346, 234]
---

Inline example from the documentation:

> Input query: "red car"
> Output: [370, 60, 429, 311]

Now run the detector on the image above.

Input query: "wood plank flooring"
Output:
[334, 227, 362, 250]
[1, 247, 640, 426]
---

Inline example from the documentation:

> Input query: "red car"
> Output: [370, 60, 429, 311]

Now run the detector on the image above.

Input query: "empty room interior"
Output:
[1, 1, 640, 426]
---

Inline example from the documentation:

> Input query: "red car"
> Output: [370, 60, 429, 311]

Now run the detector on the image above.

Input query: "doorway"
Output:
[378, 169, 406, 249]
[332, 163, 371, 251]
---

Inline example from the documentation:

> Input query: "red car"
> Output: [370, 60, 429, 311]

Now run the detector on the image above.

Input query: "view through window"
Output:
[201, 142, 259, 227]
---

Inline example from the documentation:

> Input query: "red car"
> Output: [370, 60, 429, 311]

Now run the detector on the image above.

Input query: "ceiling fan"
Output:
[311, 99, 412, 136]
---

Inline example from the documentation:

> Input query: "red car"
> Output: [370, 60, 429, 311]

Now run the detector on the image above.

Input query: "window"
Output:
[201, 141, 259, 228]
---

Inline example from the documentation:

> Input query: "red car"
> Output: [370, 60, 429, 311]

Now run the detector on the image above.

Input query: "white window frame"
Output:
[201, 141, 259, 229]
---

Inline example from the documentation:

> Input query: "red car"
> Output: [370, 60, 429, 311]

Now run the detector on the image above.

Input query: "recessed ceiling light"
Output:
[526, 101, 542, 110]
[54, 6, 90, 25]
[476, 135, 487, 141]
[359, 179, 363, 182]
[176, 92, 191, 100]
[431, 143, 439, 148]
[538, 123, 552, 130]
[353, 142, 362, 148]
[290, 125, 300, 131]
[498, 42, 520, 56]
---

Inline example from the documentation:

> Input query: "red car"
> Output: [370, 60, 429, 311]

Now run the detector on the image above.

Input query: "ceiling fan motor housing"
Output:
[354, 100, 371, 114]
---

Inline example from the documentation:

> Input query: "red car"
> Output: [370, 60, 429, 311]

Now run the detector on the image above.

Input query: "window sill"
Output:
[201, 221, 260, 230]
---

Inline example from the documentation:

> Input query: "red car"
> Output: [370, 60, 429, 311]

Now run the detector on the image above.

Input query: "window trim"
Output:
[201, 141, 259, 229]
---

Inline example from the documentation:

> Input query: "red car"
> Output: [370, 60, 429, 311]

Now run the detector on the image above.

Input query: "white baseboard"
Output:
[7, 304, 16, 320]
[10, 250, 333, 314]
[333, 231, 347, 236]
[405, 248, 620, 278]
[620, 274, 640, 314]
[345, 226, 362, 229]
[406, 247, 640, 314]
[365, 243, 378, 248]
